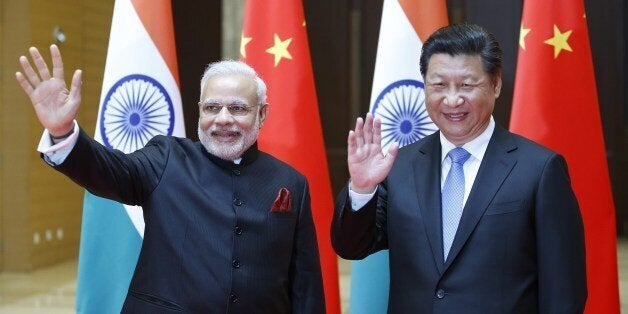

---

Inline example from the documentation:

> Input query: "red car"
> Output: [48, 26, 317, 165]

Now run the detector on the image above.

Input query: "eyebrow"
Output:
[200, 98, 247, 106]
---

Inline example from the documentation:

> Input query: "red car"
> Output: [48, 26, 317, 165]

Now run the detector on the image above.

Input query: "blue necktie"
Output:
[442, 147, 471, 261]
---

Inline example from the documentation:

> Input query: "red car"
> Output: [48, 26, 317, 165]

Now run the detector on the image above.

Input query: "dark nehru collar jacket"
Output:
[52, 128, 325, 313]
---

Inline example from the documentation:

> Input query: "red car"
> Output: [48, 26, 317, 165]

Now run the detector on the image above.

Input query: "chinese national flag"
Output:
[510, 0, 619, 312]
[241, 1, 340, 313]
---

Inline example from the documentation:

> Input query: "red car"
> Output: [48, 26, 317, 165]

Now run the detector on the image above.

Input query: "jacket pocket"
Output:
[268, 211, 297, 219]
[484, 200, 523, 215]
[126, 290, 184, 312]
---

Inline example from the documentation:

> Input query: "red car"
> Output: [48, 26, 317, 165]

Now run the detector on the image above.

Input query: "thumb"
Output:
[68, 69, 82, 104]
[386, 142, 399, 160]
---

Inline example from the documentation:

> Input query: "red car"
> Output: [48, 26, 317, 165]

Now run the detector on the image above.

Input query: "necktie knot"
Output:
[448, 147, 471, 165]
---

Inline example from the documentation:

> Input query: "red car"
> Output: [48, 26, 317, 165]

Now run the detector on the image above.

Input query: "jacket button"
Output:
[229, 293, 238, 303]
[233, 198, 243, 206]
[436, 289, 445, 299]
[232, 259, 240, 268]
[233, 169, 241, 176]
[234, 226, 243, 235]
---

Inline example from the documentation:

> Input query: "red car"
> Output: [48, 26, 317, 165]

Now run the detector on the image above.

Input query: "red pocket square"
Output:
[271, 188, 292, 212]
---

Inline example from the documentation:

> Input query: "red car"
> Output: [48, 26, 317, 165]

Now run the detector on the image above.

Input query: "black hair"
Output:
[420, 24, 503, 83]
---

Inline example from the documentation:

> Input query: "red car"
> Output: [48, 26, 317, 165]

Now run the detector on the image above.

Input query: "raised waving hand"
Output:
[348, 113, 399, 193]
[15, 44, 82, 137]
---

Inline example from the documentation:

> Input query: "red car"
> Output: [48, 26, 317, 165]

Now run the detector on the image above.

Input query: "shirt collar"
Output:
[440, 116, 495, 163]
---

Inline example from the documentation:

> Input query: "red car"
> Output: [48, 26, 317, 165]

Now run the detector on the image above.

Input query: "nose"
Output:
[443, 88, 463, 107]
[214, 106, 234, 125]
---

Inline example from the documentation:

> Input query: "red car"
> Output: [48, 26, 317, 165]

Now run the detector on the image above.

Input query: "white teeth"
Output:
[447, 113, 465, 119]
[212, 133, 239, 138]
[211, 129, 240, 137]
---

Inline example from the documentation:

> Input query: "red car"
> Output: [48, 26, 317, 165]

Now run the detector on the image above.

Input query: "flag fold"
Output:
[352, 1, 447, 313]
[77, 0, 184, 312]
[511, 1, 619, 312]
[241, 1, 340, 313]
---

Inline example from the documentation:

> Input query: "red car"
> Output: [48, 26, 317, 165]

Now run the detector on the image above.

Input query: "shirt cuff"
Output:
[37, 121, 79, 166]
[348, 182, 377, 211]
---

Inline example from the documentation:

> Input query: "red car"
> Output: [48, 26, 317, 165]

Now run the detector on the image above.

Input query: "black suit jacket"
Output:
[54, 129, 325, 313]
[332, 125, 586, 313]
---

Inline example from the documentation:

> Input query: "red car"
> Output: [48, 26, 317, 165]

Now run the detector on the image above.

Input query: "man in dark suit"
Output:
[17, 45, 325, 313]
[332, 24, 587, 313]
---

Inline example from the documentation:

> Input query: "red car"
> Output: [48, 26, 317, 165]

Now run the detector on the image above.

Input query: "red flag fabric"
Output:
[510, 1, 619, 312]
[241, 1, 340, 313]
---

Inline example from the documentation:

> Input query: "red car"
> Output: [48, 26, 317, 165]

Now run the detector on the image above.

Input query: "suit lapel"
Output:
[443, 126, 518, 269]
[413, 133, 445, 274]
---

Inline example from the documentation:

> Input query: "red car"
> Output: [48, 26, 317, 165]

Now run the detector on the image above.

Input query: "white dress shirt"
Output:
[37, 120, 79, 166]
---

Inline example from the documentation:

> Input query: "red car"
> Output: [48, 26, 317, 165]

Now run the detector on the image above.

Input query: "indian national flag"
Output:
[76, 0, 184, 312]
[350, 0, 447, 312]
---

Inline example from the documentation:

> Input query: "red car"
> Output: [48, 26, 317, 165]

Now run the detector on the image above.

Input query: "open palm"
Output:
[15, 45, 82, 136]
[348, 113, 399, 194]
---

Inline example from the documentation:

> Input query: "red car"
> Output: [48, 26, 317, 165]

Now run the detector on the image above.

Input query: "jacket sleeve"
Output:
[50, 128, 168, 206]
[535, 154, 587, 313]
[330, 182, 389, 260]
[290, 179, 326, 313]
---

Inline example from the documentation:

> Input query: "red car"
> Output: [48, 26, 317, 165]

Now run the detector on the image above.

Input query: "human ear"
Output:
[258, 103, 269, 128]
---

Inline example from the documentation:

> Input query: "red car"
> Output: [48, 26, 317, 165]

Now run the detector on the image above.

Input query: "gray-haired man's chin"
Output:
[198, 127, 246, 161]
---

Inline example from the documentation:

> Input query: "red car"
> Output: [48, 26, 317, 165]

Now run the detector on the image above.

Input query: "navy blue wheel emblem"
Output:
[100, 74, 175, 153]
[371, 79, 437, 148]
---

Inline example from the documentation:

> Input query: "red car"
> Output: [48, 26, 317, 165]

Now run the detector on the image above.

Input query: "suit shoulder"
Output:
[144, 135, 197, 151]
[257, 151, 307, 181]
[508, 131, 559, 159]
[137, 135, 203, 162]
[146, 134, 193, 145]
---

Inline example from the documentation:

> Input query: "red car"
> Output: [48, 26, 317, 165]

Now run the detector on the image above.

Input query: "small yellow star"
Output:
[519, 25, 531, 50]
[265, 34, 293, 67]
[240, 35, 252, 58]
[543, 24, 573, 58]
[302, 20, 306, 27]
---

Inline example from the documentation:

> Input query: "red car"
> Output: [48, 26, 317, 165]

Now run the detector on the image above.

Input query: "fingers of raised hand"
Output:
[29, 47, 52, 81]
[363, 113, 374, 144]
[372, 116, 382, 146]
[15, 71, 35, 96]
[347, 130, 357, 157]
[19, 54, 41, 87]
[50, 44, 65, 79]
[354, 117, 365, 148]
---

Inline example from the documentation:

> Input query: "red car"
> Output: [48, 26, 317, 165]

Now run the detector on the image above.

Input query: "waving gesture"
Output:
[348, 113, 399, 193]
[15, 45, 82, 137]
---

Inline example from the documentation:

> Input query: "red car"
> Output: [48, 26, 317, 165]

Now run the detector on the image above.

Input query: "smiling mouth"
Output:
[444, 112, 468, 121]
[211, 130, 241, 141]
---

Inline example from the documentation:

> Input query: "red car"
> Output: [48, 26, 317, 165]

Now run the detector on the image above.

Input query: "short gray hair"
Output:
[200, 60, 267, 105]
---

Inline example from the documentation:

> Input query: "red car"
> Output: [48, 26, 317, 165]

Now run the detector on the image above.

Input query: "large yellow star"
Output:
[543, 25, 573, 58]
[519, 25, 531, 50]
[240, 35, 252, 58]
[265, 34, 293, 67]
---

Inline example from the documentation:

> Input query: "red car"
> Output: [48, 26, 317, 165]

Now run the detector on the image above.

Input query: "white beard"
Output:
[198, 116, 260, 160]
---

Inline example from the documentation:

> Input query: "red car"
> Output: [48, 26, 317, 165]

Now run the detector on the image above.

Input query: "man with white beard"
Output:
[16, 45, 325, 313]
